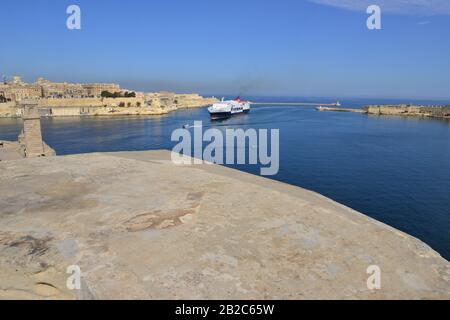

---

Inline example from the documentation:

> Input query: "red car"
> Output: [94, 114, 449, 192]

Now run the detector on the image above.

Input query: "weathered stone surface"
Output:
[4, 102, 56, 159]
[21, 105, 45, 157]
[0, 151, 449, 300]
[0, 140, 25, 161]
[0, 103, 19, 118]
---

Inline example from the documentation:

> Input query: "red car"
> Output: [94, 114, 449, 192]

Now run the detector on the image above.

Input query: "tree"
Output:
[101, 91, 135, 99]
[124, 91, 136, 98]
[101, 91, 114, 98]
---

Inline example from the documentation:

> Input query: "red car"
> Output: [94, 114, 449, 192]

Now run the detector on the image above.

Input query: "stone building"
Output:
[11, 76, 25, 85]
[1, 76, 42, 101]
[82, 83, 121, 97]
[0, 76, 122, 101]
[0, 76, 42, 101]
[4, 84, 43, 101]
[145, 92, 177, 110]
[37, 78, 120, 98]
[39, 81, 86, 99]
[0, 84, 9, 102]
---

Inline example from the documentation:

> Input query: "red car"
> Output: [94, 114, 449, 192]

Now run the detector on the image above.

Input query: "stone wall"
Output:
[39, 98, 104, 108]
[0, 140, 25, 161]
[0, 94, 218, 118]
[0, 102, 20, 118]
[175, 94, 217, 109]
[39, 97, 144, 108]
[365, 105, 450, 118]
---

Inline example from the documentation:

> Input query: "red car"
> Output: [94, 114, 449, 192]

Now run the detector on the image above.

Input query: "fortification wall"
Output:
[365, 105, 450, 118]
[176, 94, 217, 109]
[39, 97, 145, 108]
[0, 103, 20, 118]
[0, 95, 218, 118]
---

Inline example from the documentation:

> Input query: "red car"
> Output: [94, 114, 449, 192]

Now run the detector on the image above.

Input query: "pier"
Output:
[250, 101, 341, 107]
[316, 106, 366, 113]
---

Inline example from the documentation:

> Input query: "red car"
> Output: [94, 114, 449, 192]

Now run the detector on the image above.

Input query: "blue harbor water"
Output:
[1, 97, 449, 260]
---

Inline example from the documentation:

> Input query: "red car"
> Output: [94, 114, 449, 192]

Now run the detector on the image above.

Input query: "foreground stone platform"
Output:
[0, 151, 449, 299]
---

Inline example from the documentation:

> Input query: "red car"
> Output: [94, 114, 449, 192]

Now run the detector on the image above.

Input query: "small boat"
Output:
[208, 97, 250, 120]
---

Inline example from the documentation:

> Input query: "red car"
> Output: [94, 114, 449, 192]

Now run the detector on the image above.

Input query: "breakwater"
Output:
[252, 101, 340, 106]
[317, 104, 450, 119]
[317, 106, 365, 113]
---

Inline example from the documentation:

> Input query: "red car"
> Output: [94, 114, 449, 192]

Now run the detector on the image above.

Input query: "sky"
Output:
[0, 0, 449, 99]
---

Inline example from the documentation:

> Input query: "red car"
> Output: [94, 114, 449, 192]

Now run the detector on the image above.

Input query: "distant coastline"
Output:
[0, 76, 218, 118]
[0, 95, 218, 118]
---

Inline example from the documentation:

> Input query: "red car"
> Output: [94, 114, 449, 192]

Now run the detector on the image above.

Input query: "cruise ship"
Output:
[208, 97, 250, 120]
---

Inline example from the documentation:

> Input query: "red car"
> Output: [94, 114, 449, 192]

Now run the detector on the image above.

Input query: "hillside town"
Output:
[0, 76, 218, 117]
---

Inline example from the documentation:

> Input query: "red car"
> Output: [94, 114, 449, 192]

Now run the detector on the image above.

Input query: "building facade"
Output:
[82, 83, 121, 97]
[1, 84, 42, 101]
[0, 76, 122, 101]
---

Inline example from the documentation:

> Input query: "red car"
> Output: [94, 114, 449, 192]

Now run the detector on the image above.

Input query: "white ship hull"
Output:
[208, 99, 250, 120]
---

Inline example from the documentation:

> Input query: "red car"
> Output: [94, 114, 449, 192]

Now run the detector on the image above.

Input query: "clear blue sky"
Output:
[0, 0, 449, 99]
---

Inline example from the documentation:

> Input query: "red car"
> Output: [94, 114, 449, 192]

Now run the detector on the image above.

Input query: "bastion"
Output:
[0, 150, 449, 299]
